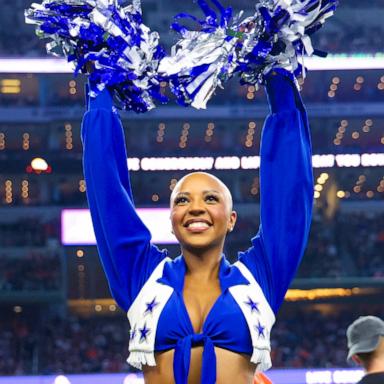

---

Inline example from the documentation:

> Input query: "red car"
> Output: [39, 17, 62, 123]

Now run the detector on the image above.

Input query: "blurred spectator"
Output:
[345, 316, 384, 384]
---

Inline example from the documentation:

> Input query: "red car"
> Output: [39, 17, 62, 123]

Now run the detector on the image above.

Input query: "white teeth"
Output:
[187, 222, 209, 229]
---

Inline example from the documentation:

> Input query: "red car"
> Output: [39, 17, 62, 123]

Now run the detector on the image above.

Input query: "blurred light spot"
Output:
[54, 376, 71, 384]
[31, 157, 48, 171]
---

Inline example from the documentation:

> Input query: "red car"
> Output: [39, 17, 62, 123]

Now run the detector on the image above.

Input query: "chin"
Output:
[184, 242, 212, 251]
[181, 238, 224, 253]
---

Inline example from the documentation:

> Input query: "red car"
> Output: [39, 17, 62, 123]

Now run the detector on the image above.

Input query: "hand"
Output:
[85, 61, 95, 74]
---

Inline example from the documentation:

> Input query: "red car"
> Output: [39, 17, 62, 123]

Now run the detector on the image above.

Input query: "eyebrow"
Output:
[175, 190, 221, 196]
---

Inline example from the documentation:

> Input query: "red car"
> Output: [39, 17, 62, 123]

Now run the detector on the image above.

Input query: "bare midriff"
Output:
[143, 346, 256, 384]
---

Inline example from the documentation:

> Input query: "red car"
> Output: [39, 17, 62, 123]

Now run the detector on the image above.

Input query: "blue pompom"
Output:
[159, 0, 339, 109]
[25, 0, 167, 113]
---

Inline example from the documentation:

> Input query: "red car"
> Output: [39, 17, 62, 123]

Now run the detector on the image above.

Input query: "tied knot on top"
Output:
[174, 333, 216, 384]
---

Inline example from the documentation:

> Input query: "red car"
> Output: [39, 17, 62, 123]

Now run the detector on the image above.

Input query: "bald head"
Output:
[170, 172, 233, 213]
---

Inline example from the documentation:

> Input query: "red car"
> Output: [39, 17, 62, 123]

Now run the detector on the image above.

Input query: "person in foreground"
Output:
[347, 316, 384, 384]
[81, 69, 314, 384]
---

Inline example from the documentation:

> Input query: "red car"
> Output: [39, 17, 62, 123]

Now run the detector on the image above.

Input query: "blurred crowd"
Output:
[312, 25, 384, 55]
[226, 212, 384, 278]
[0, 251, 61, 291]
[298, 211, 384, 278]
[0, 218, 59, 247]
[38, 316, 128, 374]
[0, 314, 129, 375]
[271, 307, 384, 368]
[2, 305, 383, 374]
[227, 211, 384, 279]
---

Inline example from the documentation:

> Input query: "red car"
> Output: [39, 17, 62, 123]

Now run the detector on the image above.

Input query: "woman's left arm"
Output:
[238, 71, 314, 314]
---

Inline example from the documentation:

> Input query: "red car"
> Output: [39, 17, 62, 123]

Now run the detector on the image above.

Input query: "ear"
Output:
[169, 213, 174, 234]
[227, 210, 237, 233]
[352, 355, 361, 366]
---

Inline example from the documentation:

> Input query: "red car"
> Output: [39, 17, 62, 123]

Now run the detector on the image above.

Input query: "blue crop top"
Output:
[156, 256, 252, 353]
[81, 71, 314, 383]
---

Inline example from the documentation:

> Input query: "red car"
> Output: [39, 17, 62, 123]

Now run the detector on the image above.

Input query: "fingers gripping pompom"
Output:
[25, 0, 167, 113]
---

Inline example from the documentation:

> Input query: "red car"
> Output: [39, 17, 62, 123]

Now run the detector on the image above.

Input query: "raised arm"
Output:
[81, 89, 166, 312]
[238, 70, 314, 313]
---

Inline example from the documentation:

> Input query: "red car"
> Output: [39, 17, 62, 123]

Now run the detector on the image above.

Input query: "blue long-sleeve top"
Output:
[81, 71, 314, 383]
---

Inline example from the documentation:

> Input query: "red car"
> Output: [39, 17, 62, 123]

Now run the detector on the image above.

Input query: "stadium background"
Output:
[0, 0, 383, 383]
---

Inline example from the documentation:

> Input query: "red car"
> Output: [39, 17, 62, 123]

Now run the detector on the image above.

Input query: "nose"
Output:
[188, 198, 206, 215]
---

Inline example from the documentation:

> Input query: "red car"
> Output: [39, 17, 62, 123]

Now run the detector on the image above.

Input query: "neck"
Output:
[366, 358, 384, 375]
[365, 340, 384, 374]
[182, 246, 223, 282]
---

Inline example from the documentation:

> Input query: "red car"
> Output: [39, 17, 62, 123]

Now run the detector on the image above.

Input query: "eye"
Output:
[205, 194, 219, 203]
[174, 195, 189, 205]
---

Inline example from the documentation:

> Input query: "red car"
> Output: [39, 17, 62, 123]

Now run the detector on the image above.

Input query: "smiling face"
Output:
[170, 172, 237, 253]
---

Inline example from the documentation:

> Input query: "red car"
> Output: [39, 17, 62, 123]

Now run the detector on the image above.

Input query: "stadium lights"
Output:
[215, 156, 241, 170]
[62, 208, 178, 245]
[67, 288, 370, 306]
[361, 153, 384, 167]
[54, 377, 71, 384]
[306, 370, 364, 384]
[0, 370, 366, 384]
[286, 288, 360, 301]
[335, 154, 361, 167]
[140, 157, 214, 171]
[126, 153, 384, 172]
[241, 156, 261, 169]
[0, 58, 74, 73]
[1, 54, 384, 73]
[1, 79, 21, 94]
[27, 157, 52, 174]
[312, 155, 335, 168]
[30, 157, 49, 171]
[305, 54, 384, 70]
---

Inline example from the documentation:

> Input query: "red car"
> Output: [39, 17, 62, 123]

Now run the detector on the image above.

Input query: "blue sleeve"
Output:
[238, 71, 314, 314]
[81, 89, 167, 312]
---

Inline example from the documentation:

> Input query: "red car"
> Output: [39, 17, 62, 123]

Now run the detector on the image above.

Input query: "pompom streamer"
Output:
[158, 0, 338, 109]
[25, 0, 167, 113]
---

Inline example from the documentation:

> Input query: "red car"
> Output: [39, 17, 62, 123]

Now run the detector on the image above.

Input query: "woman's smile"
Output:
[184, 219, 212, 232]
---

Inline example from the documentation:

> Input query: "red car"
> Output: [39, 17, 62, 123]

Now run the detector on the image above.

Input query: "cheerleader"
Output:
[81, 69, 314, 384]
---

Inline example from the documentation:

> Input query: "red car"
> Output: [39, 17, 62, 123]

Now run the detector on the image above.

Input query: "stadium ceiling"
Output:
[0, 55, 384, 73]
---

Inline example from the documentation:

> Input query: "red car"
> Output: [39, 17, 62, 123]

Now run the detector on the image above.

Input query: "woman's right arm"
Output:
[81, 89, 167, 312]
